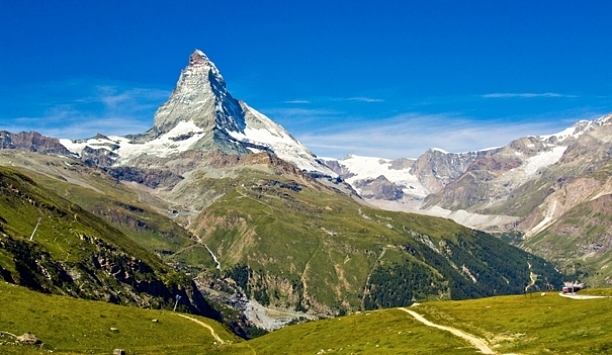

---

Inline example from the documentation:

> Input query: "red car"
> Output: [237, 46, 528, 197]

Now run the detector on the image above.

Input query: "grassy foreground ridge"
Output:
[2, 281, 612, 354]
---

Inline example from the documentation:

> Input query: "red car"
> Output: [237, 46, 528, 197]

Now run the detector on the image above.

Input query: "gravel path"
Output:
[399, 307, 496, 354]
[175, 313, 225, 344]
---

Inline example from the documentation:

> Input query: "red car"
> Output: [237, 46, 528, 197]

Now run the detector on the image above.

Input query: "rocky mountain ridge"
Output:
[0, 130, 71, 155]
[323, 114, 612, 229]
[323, 113, 612, 285]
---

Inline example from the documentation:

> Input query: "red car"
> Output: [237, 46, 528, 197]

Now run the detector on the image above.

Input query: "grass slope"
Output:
[0, 281, 239, 355]
[3, 281, 611, 355]
[0, 166, 213, 315]
[8, 158, 216, 272]
[195, 165, 562, 314]
[415, 292, 612, 354]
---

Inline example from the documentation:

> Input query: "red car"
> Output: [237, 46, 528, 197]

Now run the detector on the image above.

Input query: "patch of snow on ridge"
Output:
[523, 146, 567, 176]
[541, 125, 585, 142]
[550, 126, 578, 141]
[338, 155, 430, 197]
[117, 120, 205, 162]
[60, 120, 206, 163]
[596, 113, 612, 125]
[227, 104, 336, 175]
[430, 147, 448, 154]
[59, 137, 115, 155]
[231, 126, 328, 173]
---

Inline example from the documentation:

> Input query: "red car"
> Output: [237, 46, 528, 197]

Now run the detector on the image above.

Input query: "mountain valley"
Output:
[0, 49, 608, 352]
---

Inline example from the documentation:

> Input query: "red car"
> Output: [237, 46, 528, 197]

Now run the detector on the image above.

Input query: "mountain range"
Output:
[2, 49, 604, 335]
[322, 114, 612, 286]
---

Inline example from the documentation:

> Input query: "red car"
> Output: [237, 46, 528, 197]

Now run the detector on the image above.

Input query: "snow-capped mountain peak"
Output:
[152, 49, 243, 135]
[59, 49, 335, 177]
[189, 49, 215, 67]
[186, 49, 226, 91]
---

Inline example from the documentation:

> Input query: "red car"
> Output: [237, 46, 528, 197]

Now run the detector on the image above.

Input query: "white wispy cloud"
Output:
[482, 92, 577, 99]
[284, 100, 311, 104]
[0, 80, 170, 139]
[283, 96, 384, 104]
[94, 86, 169, 110]
[263, 107, 340, 117]
[297, 113, 582, 159]
[260, 107, 343, 126]
[346, 97, 384, 103]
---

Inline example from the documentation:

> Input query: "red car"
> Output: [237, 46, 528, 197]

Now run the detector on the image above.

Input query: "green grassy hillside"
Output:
[0, 281, 239, 355]
[3, 281, 611, 355]
[246, 291, 612, 355]
[0, 166, 214, 316]
[3, 153, 216, 273]
[192, 160, 562, 315]
[414, 292, 612, 354]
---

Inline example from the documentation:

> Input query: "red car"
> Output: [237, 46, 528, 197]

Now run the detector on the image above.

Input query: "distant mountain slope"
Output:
[0, 130, 71, 154]
[520, 159, 612, 286]
[321, 150, 487, 209]
[323, 114, 612, 287]
[323, 115, 612, 231]
[0, 166, 215, 317]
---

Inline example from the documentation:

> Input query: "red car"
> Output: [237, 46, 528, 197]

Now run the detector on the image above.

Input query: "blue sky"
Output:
[1, 1, 611, 159]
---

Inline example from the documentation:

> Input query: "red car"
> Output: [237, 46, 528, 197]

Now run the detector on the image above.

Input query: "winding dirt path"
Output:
[399, 307, 496, 354]
[175, 313, 225, 344]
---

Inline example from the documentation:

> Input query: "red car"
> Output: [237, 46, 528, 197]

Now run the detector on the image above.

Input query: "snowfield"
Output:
[522, 146, 567, 176]
[227, 104, 334, 175]
[60, 120, 207, 164]
[330, 155, 430, 197]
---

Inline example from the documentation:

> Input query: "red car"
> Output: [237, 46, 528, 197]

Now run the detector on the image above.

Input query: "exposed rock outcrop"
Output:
[0, 131, 71, 155]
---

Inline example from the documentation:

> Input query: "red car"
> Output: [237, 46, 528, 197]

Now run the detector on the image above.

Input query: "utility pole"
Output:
[30, 217, 42, 241]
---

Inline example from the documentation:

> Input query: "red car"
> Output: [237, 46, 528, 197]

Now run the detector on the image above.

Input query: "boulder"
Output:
[17, 332, 41, 345]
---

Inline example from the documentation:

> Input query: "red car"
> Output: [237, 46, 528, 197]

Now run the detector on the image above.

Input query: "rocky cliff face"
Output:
[410, 149, 485, 193]
[353, 175, 404, 200]
[0, 131, 72, 155]
[152, 50, 245, 136]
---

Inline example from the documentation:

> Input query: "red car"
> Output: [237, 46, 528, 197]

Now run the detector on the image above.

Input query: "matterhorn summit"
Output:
[152, 49, 245, 136]
[61, 49, 334, 176]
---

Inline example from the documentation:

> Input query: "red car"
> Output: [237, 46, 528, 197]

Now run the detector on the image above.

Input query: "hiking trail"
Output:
[175, 313, 225, 344]
[400, 307, 501, 354]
